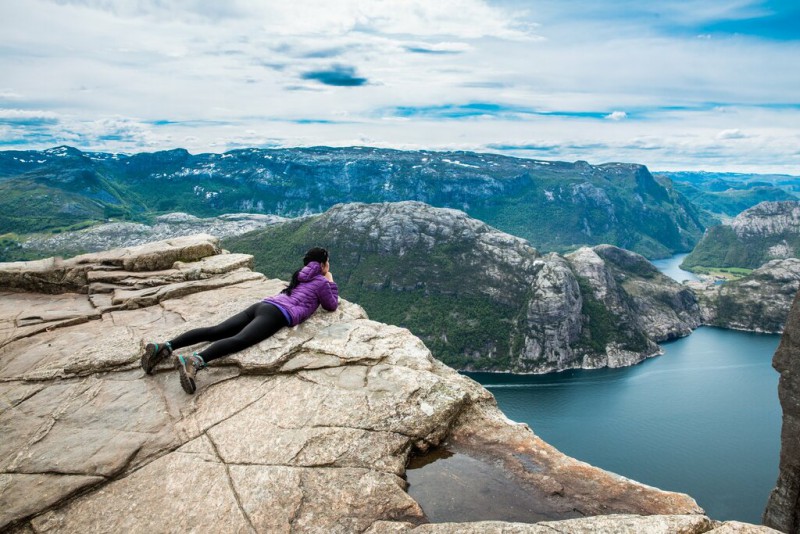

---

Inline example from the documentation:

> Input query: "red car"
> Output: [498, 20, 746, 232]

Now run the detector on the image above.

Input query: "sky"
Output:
[1, 0, 799, 173]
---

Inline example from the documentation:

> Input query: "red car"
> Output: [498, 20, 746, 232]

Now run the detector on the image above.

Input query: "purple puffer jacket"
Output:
[264, 261, 339, 326]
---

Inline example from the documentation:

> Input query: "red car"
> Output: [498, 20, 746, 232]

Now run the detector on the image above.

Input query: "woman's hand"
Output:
[324, 271, 334, 282]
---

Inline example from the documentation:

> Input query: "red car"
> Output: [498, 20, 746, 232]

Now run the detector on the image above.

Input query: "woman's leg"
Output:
[197, 302, 288, 363]
[168, 303, 260, 350]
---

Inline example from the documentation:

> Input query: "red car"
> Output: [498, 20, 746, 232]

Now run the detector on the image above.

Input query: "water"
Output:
[650, 253, 700, 282]
[467, 328, 781, 524]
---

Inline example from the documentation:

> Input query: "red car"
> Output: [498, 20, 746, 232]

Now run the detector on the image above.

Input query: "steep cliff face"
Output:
[683, 201, 800, 270]
[764, 290, 800, 533]
[0, 235, 723, 533]
[225, 202, 702, 373]
[695, 258, 800, 333]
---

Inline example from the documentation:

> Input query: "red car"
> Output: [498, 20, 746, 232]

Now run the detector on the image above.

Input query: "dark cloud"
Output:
[301, 65, 368, 87]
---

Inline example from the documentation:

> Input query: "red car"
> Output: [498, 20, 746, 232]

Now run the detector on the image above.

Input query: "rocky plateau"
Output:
[0, 235, 776, 533]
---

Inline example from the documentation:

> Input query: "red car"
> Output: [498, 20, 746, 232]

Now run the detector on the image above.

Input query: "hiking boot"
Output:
[176, 353, 205, 395]
[141, 342, 173, 375]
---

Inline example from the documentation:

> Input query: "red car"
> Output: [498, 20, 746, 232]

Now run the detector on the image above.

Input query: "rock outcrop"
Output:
[0, 235, 732, 532]
[7, 212, 287, 262]
[683, 201, 800, 270]
[226, 202, 702, 373]
[694, 258, 800, 333]
[764, 290, 800, 533]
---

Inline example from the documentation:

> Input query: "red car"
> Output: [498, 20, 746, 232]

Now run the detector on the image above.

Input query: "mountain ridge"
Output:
[0, 145, 704, 259]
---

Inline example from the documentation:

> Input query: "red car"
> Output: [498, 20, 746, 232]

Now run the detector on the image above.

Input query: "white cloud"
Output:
[0, 109, 60, 120]
[0, 0, 798, 173]
[45, 0, 535, 40]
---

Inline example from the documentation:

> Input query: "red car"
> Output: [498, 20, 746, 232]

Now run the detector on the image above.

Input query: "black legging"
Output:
[169, 302, 289, 363]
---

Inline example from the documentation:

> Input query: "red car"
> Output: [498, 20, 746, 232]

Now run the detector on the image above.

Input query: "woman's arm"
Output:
[317, 276, 339, 311]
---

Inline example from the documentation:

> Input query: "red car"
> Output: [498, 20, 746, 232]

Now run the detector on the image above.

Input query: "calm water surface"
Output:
[467, 254, 782, 524]
[651, 252, 701, 282]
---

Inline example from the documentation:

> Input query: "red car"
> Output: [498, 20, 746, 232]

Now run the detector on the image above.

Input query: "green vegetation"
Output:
[1, 147, 706, 260]
[682, 218, 800, 271]
[575, 275, 649, 353]
[672, 182, 796, 218]
[223, 217, 525, 370]
[686, 266, 753, 279]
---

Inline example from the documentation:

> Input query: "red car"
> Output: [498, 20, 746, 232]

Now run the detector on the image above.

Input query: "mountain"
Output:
[1, 235, 712, 531]
[695, 258, 800, 333]
[223, 201, 701, 373]
[682, 201, 800, 270]
[0, 146, 705, 258]
[656, 170, 800, 219]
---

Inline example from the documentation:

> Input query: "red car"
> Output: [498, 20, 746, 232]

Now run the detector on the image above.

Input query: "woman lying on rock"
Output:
[140, 247, 338, 394]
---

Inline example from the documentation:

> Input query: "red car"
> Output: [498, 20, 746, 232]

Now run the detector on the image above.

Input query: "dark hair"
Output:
[282, 247, 329, 295]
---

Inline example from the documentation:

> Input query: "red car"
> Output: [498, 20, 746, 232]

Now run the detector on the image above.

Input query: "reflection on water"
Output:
[406, 446, 581, 524]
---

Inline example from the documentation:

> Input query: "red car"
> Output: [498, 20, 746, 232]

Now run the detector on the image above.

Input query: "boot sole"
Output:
[141, 343, 158, 375]
[177, 356, 196, 394]
[141, 343, 169, 375]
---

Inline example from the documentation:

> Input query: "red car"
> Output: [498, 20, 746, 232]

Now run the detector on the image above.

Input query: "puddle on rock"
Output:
[406, 446, 581, 524]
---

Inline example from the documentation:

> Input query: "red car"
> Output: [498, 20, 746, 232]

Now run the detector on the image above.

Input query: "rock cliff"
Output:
[225, 202, 702, 373]
[694, 258, 800, 333]
[683, 201, 800, 270]
[764, 290, 800, 533]
[0, 235, 767, 533]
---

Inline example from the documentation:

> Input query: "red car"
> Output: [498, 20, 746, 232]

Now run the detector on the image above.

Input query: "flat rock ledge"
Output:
[0, 235, 770, 533]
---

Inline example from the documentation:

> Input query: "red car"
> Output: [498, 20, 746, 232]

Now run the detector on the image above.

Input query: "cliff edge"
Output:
[0, 235, 773, 533]
[764, 290, 800, 533]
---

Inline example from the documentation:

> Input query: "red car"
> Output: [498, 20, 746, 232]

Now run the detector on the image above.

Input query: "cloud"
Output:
[605, 111, 628, 120]
[2, 0, 799, 173]
[0, 109, 60, 122]
[716, 128, 747, 139]
[301, 65, 368, 87]
[45, 0, 535, 40]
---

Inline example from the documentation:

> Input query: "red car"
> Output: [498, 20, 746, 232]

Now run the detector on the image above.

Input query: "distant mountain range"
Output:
[0, 146, 705, 259]
[654, 171, 799, 220]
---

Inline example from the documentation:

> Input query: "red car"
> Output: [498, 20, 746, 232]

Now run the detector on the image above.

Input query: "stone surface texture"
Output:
[764, 291, 800, 533]
[19, 212, 287, 258]
[695, 258, 800, 333]
[0, 235, 726, 532]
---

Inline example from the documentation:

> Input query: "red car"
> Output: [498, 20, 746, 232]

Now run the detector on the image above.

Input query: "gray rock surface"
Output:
[695, 258, 800, 333]
[764, 290, 800, 533]
[18, 212, 287, 258]
[1, 235, 712, 532]
[683, 201, 800, 270]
